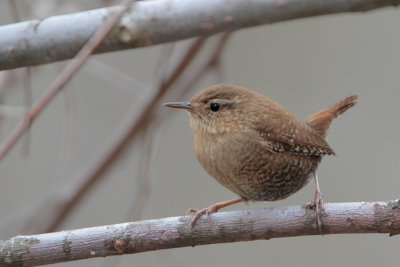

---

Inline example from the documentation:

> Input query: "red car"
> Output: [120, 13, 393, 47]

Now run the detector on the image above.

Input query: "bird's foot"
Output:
[314, 190, 324, 233]
[187, 198, 243, 232]
[306, 191, 324, 234]
[187, 205, 220, 231]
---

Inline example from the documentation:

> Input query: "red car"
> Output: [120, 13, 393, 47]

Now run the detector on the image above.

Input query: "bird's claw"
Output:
[188, 205, 219, 230]
[306, 191, 324, 233]
[186, 208, 199, 214]
[314, 190, 324, 232]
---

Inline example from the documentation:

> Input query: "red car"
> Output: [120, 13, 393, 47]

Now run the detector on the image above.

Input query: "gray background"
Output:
[1, 1, 400, 266]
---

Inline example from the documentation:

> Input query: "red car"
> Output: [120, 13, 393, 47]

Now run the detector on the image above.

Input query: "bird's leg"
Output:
[188, 198, 243, 230]
[309, 171, 324, 233]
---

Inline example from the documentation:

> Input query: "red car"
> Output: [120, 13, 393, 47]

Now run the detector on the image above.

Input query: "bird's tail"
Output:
[306, 95, 358, 138]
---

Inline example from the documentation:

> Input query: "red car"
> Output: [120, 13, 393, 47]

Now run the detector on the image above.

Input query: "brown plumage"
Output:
[306, 94, 358, 138]
[164, 84, 357, 229]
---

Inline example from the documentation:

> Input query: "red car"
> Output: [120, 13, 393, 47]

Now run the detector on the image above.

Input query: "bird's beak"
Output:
[162, 101, 193, 110]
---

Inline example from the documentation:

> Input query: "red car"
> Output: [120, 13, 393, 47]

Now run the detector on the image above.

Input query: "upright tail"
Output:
[306, 95, 358, 138]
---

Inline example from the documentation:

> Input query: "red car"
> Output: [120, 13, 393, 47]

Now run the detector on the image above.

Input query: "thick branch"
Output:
[1, 200, 400, 266]
[0, 0, 399, 70]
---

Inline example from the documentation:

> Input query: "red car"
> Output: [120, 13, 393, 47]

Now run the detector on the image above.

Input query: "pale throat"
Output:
[189, 115, 242, 138]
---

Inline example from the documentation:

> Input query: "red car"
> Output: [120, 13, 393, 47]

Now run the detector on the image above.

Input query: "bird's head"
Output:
[163, 84, 261, 137]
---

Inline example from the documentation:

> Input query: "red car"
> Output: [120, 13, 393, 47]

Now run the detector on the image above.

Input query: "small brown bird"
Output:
[164, 84, 357, 230]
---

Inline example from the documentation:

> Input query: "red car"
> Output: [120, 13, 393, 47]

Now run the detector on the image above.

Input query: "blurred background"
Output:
[1, 0, 400, 266]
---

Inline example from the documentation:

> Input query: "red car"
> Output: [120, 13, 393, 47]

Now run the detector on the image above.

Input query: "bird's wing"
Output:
[256, 123, 334, 156]
[254, 103, 335, 157]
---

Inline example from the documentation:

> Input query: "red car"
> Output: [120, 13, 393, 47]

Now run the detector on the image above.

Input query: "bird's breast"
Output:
[193, 132, 321, 201]
[194, 132, 247, 196]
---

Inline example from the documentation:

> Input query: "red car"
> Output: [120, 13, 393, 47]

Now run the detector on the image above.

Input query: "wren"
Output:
[164, 84, 357, 230]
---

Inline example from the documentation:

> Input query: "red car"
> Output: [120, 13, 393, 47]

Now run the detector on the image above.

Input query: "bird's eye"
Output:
[210, 103, 221, 112]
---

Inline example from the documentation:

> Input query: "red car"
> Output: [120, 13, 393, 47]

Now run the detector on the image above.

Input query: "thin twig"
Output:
[157, 33, 231, 124]
[123, 34, 231, 222]
[100, 43, 178, 267]
[41, 35, 230, 233]
[0, 0, 135, 160]
[1, 34, 229, 237]
[0, 0, 399, 70]
[6, 0, 34, 158]
[42, 37, 207, 233]
[179, 32, 230, 94]
[1, 201, 400, 267]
